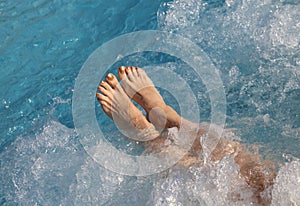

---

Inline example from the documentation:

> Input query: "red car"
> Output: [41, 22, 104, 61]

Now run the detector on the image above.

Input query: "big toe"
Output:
[106, 73, 119, 89]
[118, 66, 127, 80]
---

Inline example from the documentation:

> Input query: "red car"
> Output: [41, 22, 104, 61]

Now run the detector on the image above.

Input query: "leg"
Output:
[96, 72, 200, 167]
[117, 66, 276, 198]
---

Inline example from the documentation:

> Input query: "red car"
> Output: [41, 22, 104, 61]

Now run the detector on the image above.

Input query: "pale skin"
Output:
[96, 66, 276, 205]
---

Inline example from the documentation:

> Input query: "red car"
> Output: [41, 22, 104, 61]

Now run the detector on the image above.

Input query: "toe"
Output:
[125, 66, 135, 80]
[96, 91, 110, 102]
[118, 66, 126, 80]
[131, 66, 138, 77]
[125, 66, 131, 75]
[136, 67, 147, 78]
[99, 81, 112, 92]
[136, 66, 144, 74]
[99, 99, 112, 117]
[96, 93, 112, 115]
[96, 92, 100, 98]
[97, 85, 111, 97]
[106, 73, 119, 89]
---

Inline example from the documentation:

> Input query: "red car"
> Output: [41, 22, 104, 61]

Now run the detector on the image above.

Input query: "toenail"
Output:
[100, 81, 105, 85]
[107, 73, 113, 80]
[120, 66, 126, 72]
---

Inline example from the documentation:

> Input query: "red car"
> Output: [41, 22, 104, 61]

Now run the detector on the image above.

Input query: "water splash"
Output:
[158, 0, 300, 154]
[271, 160, 300, 205]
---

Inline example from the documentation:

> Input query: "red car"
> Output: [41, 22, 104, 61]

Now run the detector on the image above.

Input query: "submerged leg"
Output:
[117, 66, 276, 201]
[97, 68, 276, 203]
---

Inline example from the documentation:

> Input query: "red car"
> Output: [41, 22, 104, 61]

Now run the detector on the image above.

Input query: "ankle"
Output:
[165, 105, 182, 128]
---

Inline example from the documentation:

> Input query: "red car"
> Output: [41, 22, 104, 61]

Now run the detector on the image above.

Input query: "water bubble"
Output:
[2, 99, 10, 108]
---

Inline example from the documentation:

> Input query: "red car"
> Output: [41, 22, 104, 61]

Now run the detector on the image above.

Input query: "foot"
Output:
[96, 73, 159, 141]
[118, 66, 182, 129]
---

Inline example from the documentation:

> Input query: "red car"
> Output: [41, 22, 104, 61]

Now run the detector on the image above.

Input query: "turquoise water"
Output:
[1, 0, 300, 205]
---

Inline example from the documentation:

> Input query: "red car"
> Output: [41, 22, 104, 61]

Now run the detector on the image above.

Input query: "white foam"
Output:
[271, 160, 300, 205]
[157, 0, 300, 204]
[150, 157, 256, 205]
[1, 119, 300, 205]
[270, 5, 300, 49]
[158, 0, 300, 67]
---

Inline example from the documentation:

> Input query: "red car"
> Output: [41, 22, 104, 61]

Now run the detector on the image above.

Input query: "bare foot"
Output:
[96, 73, 159, 141]
[102, 70, 275, 203]
[118, 66, 182, 129]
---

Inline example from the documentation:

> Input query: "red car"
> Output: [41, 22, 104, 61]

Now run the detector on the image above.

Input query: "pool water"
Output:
[0, 0, 299, 205]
